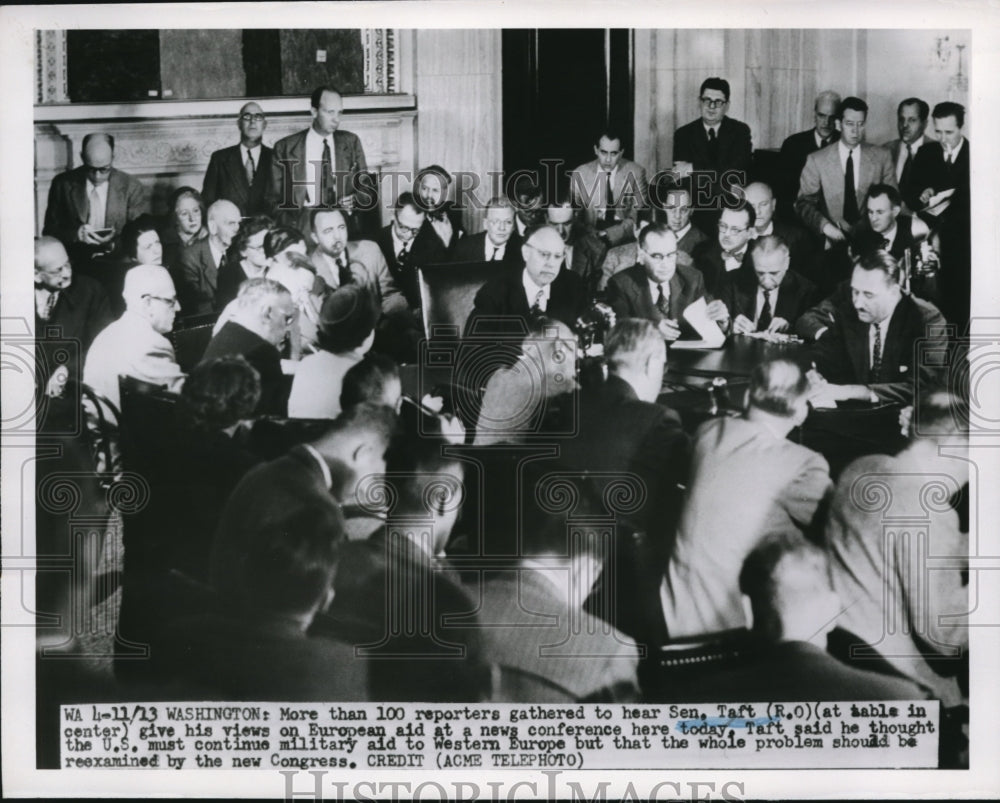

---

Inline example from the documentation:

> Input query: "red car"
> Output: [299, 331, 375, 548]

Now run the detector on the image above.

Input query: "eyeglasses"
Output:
[239, 113, 266, 123]
[86, 164, 113, 174]
[717, 222, 749, 235]
[526, 243, 566, 263]
[642, 249, 677, 262]
[393, 218, 421, 236]
[700, 97, 728, 109]
[144, 294, 180, 309]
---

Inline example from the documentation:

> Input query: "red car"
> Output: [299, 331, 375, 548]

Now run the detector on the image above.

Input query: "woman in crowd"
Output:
[215, 215, 273, 309]
[160, 186, 208, 273]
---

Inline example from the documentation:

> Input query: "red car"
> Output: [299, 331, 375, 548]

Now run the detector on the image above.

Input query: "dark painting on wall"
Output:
[279, 30, 364, 95]
[66, 30, 160, 102]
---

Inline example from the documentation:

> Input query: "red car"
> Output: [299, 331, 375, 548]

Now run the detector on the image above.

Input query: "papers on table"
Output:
[671, 297, 726, 349]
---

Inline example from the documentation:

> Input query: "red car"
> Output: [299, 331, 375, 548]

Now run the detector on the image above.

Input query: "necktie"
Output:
[396, 246, 409, 266]
[843, 149, 860, 225]
[604, 172, 615, 223]
[901, 144, 913, 186]
[337, 257, 353, 288]
[724, 250, 743, 270]
[756, 289, 773, 331]
[490, 245, 501, 262]
[707, 127, 719, 163]
[245, 150, 256, 185]
[39, 290, 58, 321]
[321, 138, 335, 206]
[871, 323, 883, 381]
[531, 288, 545, 312]
[820, 136, 830, 147]
[88, 186, 104, 228]
[655, 284, 670, 318]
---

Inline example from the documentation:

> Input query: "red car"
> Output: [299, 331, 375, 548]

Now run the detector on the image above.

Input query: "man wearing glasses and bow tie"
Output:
[202, 102, 274, 217]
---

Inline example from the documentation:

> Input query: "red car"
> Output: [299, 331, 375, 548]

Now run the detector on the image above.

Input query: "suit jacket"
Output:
[691, 239, 755, 296]
[569, 158, 650, 228]
[564, 229, 608, 297]
[795, 142, 897, 235]
[605, 262, 710, 338]
[202, 320, 287, 415]
[777, 127, 839, 207]
[676, 224, 708, 256]
[883, 138, 925, 212]
[43, 166, 148, 255]
[202, 143, 275, 216]
[716, 267, 817, 331]
[82, 309, 186, 411]
[464, 265, 588, 336]
[178, 237, 223, 315]
[472, 570, 640, 701]
[214, 258, 260, 311]
[375, 223, 450, 309]
[268, 128, 367, 214]
[809, 292, 948, 404]
[661, 416, 831, 638]
[826, 453, 968, 705]
[658, 639, 928, 704]
[310, 240, 407, 315]
[909, 139, 970, 217]
[672, 116, 753, 197]
[769, 219, 815, 275]
[450, 231, 525, 270]
[35, 274, 114, 384]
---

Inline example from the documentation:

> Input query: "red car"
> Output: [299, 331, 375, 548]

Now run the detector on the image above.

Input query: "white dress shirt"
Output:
[86, 179, 109, 229]
[522, 269, 551, 311]
[304, 128, 335, 205]
[648, 277, 669, 309]
[943, 137, 966, 164]
[241, 144, 262, 176]
[838, 142, 861, 188]
[485, 239, 507, 262]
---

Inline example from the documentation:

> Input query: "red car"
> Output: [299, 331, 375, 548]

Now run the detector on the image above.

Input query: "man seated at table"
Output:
[375, 192, 449, 310]
[464, 224, 588, 337]
[717, 235, 816, 336]
[450, 195, 524, 269]
[660, 358, 831, 638]
[691, 205, 757, 294]
[806, 249, 948, 405]
[605, 223, 728, 342]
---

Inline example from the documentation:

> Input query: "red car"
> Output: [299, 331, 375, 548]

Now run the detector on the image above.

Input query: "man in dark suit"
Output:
[464, 225, 588, 336]
[883, 97, 930, 213]
[743, 181, 814, 277]
[607, 223, 728, 341]
[861, 183, 932, 264]
[660, 179, 707, 259]
[43, 132, 148, 265]
[374, 191, 450, 310]
[718, 235, 816, 335]
[691, 205, 757, 294]
[268, 85, 369, 229]
[807, 250, 948, 405]
[545, 197, 607, 298]
[450, 195, 524, 268]
[414, 164, 465, 251]
[795, 97, 897, 246]
[202, 102, 275, 217]
[202, 277, 297, 415]
[776, 90, 841, 215]
[660, 532, 929, 703]
[178, 199, 241, 315]
[672, 77, 752, 214]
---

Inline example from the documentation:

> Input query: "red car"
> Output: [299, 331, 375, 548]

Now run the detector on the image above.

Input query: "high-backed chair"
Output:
[169, 311, 219, 372]
[417, 260, 511, 340]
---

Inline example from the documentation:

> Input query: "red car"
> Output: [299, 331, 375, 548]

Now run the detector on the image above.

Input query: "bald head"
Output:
[35, 236, 72, 291]
[238, 101, 266, 146]
[522, 225, 566, 287]
[744, 181, 776, 231]
[82, 134, 114, 186]
[207, 200, 242, 249]
[123, 265, 179, 334]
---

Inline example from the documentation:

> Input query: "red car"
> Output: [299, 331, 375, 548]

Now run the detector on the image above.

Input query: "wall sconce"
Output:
[931, 35, 954, 71]
[949, 43, 968, 93]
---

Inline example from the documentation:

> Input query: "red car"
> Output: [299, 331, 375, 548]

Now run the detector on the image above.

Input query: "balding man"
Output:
[202, 102, 275, 216]
[742, 181, 813, 275]
[178, 199, 241, 315]
[35, 237, 113, 404]
[83, 265, 185, 410]
[464, 224, 588, 336]
[776, 90, 841, 213]
[43, 133, 148, 263]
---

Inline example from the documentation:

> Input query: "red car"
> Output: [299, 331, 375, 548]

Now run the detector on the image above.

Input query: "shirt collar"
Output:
[838, 140, 858, 159]
[391, 229, 409, 256]
[944, 137, 965, 161]
[522, 269, 551, 304]
[301, 443, 333, 490]
[882, 223, 898, 246]
[86, 179, 109, 198]
[703, 122, 721, 136]
[905, 135, 926, 152]
[306, 126, 333, 148]
[209, 238, 226, 266]
[814, 130, 832, 148]
[674, 222, 691, 241]
[487, 239, 506, 259]
[240, 143, 261, 160]
[757, 221, 774, 237]
[648, 276, 669, 298]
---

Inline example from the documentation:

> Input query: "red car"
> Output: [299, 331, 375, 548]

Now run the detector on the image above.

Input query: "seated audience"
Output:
[375, 191, 449, 309]
[827, 390, 969, 706]
[340, 352, 403, 414]
[606, 223, 728, 341]
[807, 249, 948, 404]
[659, 532, 929, 703]
[288, 285, 379, 419]
[263, 225, 326, 350]
[465, 224, 588, 337]
[202, 277, 296, 416]
[717, 234, 817, 335]
[776, 89, 841, 215]
[450, 195, 524, 268]
[160, 186, 208, 275]
[178, 199, 241, 316]
[569, 129, 649, 246]
[471, 470, 641, 702]
[201, 101, 274, 217]
[414, 164, 465, 250]
[214, 215, 273, 309]
[661, 358, 831, 637]
[545, 195, 607, 298]
[474, 316, 578, 446]
[83, 264, 185, 411]
[691, 205, 756, 294]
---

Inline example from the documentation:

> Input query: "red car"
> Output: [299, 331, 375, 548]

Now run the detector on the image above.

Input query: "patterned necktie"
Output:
[396, 246, 409, 266]
[88, 186, 104, 228]
[871, 323, 883, 381]
[531, 288, 545, 312]
[321, 138, 335, 206]
[39, 290, 59, 321]
[756, 289, 773, 331]
[655, 284, 670, 318]
[245, 150, 256, 185]
[843, 149, 860, 225]
[604, 172, 615, 223]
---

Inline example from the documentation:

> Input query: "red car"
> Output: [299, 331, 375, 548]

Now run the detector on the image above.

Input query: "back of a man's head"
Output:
[122, 264, 173, 310]
[747, 358, 809, 419]
[340, 352, 401, 413]
[232, 277, 290, 336]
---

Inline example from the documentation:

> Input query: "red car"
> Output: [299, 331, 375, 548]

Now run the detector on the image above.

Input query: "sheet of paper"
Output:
[680, 296, 726, 347]
[923, 187, 955, 217]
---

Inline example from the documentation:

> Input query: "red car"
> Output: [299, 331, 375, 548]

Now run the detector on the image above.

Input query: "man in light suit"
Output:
[178, 200, 241, 315]
[43, 133, 148, 265]
[795, 96, 897, 245]
[882, 97, 930, 212]
[606, 223, 729, 341]
[776, 90, 841, 215]
[269, 85, 369, 229]
[202, 102, 275, 216]
[569, 130, 649, 246]
[83, 265, 186, 411]
[660, 358, 832, 638]
[308, 207, 406, 315]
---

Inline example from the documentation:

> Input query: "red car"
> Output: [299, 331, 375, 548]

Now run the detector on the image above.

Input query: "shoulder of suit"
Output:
[335, 129, 362, 145]
[723, 116, 751, 133]
[613, 263, 646, 284]
[275, 129, 308, 149]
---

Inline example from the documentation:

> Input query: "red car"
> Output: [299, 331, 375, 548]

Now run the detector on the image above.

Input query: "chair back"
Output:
[417, 260, 511, 339]
[170, 312, 219, 372]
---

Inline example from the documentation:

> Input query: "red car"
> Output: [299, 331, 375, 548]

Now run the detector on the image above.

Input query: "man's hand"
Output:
[766, 317, 790, 334]
[898, 404, 914, 437]
[822, 222, 846, 243]
[420, 394, 445, 414]
[77, 224, 114, 245]
[706, 299, 729, 324]
[732, 314, 755, 335]
[657, 318, 682, 341]
[919, 187, 934, 206]
[45, 365, 69, 398]
[439, 414, 466, 445]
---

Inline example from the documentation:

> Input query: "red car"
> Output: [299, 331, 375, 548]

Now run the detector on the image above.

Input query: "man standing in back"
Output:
[202, 102, 274, 216]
